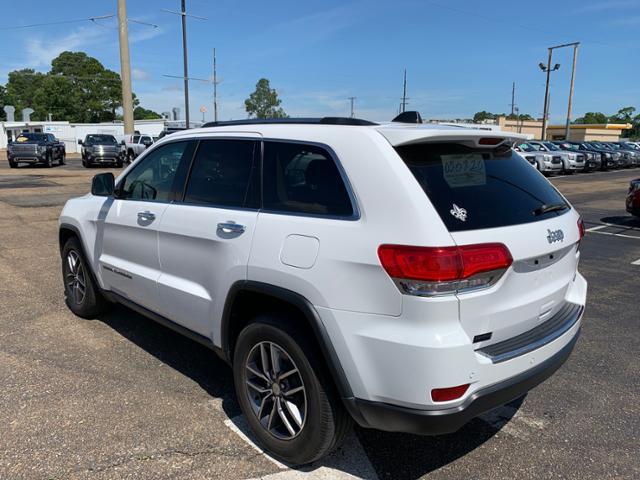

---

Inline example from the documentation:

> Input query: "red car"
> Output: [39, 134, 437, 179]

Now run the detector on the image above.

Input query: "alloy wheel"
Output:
[65, 250, 86, 305]
[244, 341, 307, 440]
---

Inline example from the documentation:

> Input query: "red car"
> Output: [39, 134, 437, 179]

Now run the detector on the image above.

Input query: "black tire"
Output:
[59, 152, 65, 165]
[116, 160, 124, 168]
[43, 152, 52, 168]
[8, 159, 17, 168]
[61, 237, 109, 318]
[127, 150, 135, 163]
[233, 316, 352, 465]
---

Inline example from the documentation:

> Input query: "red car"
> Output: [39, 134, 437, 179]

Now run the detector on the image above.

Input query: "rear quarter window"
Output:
[395, 143, 569, 232]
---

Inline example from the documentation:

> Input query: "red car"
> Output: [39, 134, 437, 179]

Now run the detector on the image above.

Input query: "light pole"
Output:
[539, 41, 580, 140]
[539, 55, 560, 140]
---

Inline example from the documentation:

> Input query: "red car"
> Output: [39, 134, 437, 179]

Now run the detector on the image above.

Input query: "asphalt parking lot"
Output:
[0, 154, 638, 480]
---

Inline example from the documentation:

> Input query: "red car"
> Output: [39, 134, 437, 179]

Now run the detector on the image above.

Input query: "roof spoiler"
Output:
[392, 111, 423, 124]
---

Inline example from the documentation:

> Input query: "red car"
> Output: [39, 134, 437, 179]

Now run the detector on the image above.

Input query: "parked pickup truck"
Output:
[7, 133, 66, 168]
[78, 134, 124, 168]
[123, 134, 154, 162]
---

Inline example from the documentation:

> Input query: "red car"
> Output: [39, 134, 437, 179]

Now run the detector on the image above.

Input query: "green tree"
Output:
[574, 112, 608, 124]
[134, 106, 162, 120]
[0, 84, 6, 120]
[610, 106, 636, 123]
[4, 69, 46, 119]
[244, 78, 287, 118]
[473, 111, 497, 123]
[2, 51, 158, 123]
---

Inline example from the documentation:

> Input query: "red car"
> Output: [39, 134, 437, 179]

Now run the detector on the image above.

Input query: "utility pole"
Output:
[180, 0, 190, 128]
[401, 68, 408, 113]
[213, 48, 218, 122]
[348, 96, 356, 118]
[565, 43, 579, 140]
[510, 82, 516, 116]
[117, 0, 134, 135]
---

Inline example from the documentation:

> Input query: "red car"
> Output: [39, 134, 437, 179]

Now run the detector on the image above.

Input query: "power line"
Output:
[0, 14, 115, 31]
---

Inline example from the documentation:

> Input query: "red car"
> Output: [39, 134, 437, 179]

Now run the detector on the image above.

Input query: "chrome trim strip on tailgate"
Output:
[476, 302, 583, 364]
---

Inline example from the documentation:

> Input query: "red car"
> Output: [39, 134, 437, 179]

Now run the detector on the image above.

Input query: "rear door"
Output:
[99, 140, 193, 311]
[395, 141, 582, 344]
[156, 136, 260, 338]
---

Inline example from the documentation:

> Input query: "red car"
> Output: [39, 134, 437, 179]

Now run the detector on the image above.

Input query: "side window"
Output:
[119, 141, 189, 202]
[263, 141, 354, 217]
[183, 139, 256, 208]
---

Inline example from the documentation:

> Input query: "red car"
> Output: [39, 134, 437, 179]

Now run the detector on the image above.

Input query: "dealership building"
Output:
[496, 116, 632, 141]
[0, 119, 187, 153]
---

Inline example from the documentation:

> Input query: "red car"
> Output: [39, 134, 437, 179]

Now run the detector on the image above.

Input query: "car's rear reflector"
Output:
[478, 137, 504, 146]
[378, 243, 512, 296]
[431, 383, 470, 402]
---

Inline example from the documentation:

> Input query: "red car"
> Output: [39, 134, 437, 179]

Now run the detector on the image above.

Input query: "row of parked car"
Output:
[514, 140, 640, 175]
[5, 132, 158, 169]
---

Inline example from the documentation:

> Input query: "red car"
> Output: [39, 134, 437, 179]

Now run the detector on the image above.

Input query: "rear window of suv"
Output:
[395, 142, 569, 232]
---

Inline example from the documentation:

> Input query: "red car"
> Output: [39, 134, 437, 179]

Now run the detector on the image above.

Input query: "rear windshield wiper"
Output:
[533, 203, 568, 216]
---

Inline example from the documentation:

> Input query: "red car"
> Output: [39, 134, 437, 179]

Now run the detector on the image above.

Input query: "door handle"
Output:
[217, 221, 245, 234]
[137, 210, 156, 221]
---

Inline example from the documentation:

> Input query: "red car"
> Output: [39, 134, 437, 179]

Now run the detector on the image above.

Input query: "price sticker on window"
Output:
[441, 154, 487, 188]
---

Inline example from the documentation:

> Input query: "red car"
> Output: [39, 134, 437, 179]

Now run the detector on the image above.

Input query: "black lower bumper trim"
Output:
[344, 329, 579, 435]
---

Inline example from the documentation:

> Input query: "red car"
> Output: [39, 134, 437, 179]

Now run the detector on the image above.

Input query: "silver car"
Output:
[529, 141, 585, 174]
[514, 142, 563, 175]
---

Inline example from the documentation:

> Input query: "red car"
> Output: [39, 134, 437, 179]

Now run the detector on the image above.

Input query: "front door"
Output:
[99, 140, 194, 311]
[156, 137, 260, 338]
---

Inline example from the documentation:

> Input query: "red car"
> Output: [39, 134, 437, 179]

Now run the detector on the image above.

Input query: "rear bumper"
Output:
[345, 330, 579, 435]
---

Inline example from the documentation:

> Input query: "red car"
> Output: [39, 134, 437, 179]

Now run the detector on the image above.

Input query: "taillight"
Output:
[431, 384, 470, 402]
[478, 137, 503, 146]
[378, 243, 512, 296]
[577, 217, 585, 241]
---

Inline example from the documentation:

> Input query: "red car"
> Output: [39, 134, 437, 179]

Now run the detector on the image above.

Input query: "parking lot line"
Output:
[224, 415, 379, 479]
[632, 259, 640, 265]
[585, 225, 607, 232]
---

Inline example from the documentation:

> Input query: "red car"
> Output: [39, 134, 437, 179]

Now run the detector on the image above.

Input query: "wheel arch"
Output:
[221, 280, 353, 399]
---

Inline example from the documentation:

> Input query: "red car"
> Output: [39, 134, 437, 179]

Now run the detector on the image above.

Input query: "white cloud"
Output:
[132, 68, 150, 81]
[23, 26, 105, 68]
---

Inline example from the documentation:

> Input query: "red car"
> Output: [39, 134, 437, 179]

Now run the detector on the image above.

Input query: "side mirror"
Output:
[91, 172, 115, 197]
[78, 139, 83, 145]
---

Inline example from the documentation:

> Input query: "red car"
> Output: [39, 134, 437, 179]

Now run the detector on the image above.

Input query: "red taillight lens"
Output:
[378, 243, 512, 282]
[431, 383, 470, 402]
[479, 137, 504, 145]
[577, 217, 585, 241]
[458, 243, 513, 278]
[377, 245, 462, 281]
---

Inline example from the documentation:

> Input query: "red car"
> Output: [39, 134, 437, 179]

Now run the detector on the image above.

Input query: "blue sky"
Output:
[1, 0, 639, 123]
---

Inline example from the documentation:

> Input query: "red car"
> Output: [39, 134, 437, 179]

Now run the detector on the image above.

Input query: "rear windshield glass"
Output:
[395, 143, 569, 232]
[14, 133, 47, 142]
[85, 135, 117, 145]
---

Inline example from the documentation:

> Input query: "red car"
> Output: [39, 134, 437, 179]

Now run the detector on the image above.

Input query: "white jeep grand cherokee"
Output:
[59, 116, 587, 465]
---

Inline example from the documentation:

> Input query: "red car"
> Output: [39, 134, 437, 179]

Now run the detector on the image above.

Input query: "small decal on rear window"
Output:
[441, 154, 486, 188]
[450, 204, 468, 222]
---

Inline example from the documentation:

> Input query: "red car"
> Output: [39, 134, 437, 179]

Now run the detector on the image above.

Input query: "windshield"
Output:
[14, 133, 47, 142]
[395, 142, 569, 232]
[85, 134, 117, 146]
[133, 135, 141, 143]
[518, 143, 537, 152]
[543, 142, 560, 151]
[560, 143, 579, 151]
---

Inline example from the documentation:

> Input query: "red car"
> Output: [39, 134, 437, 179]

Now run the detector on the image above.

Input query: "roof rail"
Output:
[201, 117, 378, 128]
